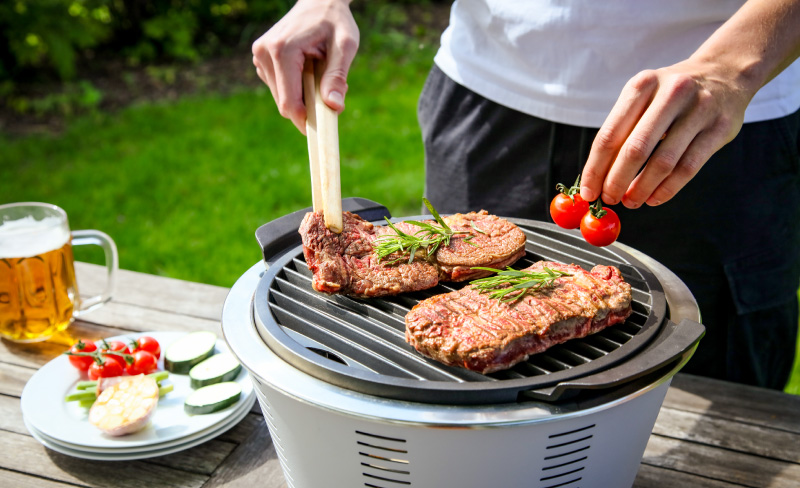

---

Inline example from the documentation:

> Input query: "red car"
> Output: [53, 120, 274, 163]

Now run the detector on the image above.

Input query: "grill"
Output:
[224, 197, 705, 488]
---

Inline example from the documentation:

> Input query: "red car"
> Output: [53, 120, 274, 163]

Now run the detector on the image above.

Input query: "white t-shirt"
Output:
[434, 0, 800, 127]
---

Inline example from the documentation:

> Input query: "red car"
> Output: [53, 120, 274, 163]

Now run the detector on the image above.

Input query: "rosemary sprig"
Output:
[469, 266, 571, 303]
[374, 198, 474, 264]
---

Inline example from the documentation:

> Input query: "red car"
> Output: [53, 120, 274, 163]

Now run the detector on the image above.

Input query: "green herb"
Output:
[374, 198, 475, 264]
[469, 266, 571, 303]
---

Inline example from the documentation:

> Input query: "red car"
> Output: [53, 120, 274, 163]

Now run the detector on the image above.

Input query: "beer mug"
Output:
[0, 202, 118, 342]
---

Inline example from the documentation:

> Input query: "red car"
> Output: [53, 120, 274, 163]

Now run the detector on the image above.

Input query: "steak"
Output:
[299, 210, 526, 297]
[437, 211, 527, 282]
[299, 211, 439, 297]
[405, 262, 633, 373]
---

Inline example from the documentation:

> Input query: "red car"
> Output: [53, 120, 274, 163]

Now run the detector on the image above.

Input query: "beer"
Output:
[0, 203, 117, 343]
[0, 215, 80, 342]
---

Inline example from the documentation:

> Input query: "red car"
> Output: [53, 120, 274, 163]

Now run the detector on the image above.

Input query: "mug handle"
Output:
[71, 230, 119, 316]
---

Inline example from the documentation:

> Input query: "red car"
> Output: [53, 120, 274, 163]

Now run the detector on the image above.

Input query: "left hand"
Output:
[579, 57, 752, 208]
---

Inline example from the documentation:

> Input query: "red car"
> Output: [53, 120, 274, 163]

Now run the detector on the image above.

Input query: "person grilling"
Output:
[251, 0, 800, 391]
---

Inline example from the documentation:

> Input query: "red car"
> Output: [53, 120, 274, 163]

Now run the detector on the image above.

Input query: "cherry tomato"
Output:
[580, 207, 621, 247]
[550, 193, 590, 229]
[88, 355, 124, 380]
[130, 335, 161, 360]
[67, 340, 98, 371]
[126, 350, 158, 376]
[99, 340, 131, 369]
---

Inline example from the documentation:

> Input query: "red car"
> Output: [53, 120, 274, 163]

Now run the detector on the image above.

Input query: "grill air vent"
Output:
[356, 431, 411, 487]
[539, 424, 595, 488]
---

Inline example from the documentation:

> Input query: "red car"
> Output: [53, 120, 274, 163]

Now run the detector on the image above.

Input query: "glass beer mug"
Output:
[0, 202, 118, 342]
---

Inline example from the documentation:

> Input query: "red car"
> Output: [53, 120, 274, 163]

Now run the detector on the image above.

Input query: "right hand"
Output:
[251, 0, 359, 134]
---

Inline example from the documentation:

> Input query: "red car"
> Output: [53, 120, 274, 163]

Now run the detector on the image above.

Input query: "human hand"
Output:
[579, 58, 754, 208]
[251, 0, 359, 134]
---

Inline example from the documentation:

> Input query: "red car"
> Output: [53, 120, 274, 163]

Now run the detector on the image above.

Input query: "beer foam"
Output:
[0, 215, 70, 258]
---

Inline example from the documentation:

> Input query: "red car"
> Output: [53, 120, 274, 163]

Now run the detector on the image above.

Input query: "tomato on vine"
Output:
[126, 350, 159, 375]
[67, 340, 98, 371]
[129, 335, 161, 360]
[98, 339, 131, 369]
[88, 355, 124, 380]
[550, 176, 590, 229]
[580, 199, 621, 247]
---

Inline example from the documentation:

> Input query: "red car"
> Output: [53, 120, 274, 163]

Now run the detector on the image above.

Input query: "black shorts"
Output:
[418, 64, 800, 390]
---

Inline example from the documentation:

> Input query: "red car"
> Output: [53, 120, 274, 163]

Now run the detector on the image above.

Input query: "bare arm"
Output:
[251, 0, 358, 134]
[580, 0, 800, 208]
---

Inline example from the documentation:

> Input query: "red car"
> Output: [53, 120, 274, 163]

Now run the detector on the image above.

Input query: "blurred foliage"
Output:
[0, 0, 444, 84]
[0, 0, 288, 82]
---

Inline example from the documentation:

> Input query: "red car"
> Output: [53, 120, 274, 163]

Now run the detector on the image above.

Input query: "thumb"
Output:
[320, 36, 358, 112]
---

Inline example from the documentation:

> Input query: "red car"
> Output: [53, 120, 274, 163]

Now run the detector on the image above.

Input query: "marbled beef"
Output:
[405, 262, 633, 373]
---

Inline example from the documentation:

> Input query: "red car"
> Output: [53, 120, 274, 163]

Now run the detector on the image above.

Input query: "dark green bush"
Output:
[0, 0, 294, 83]
[0, 0, 444, 85]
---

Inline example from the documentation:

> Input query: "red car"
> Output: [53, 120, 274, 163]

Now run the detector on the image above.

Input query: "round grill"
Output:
[253, 218, 669, 405]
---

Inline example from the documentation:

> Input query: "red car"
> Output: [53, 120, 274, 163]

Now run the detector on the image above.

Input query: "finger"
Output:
[581, 71, 659, 202]
[621, 115, 702, 208]
[601, 88, 692, 204]
[320, 33, 359, 112]
[255, 61, 279, 108]
[645, 130, 719, 206]
[270, 41, 308, 133]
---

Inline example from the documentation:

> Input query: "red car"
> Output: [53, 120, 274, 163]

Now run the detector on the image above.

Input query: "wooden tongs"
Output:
[303, 58, 343, 233]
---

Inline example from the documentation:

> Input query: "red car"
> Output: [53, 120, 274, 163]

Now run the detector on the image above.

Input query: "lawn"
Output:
[2, 40, 799, 394]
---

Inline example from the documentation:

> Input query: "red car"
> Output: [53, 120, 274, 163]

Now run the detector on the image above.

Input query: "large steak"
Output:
[405, 262, 633, 373]
[299, 210, 526, 297]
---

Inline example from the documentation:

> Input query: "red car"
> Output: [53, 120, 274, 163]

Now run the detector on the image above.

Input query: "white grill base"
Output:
[253, 377, 669, 488]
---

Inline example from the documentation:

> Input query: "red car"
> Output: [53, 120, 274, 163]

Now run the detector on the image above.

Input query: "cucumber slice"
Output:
[184, 382, 242, 415]
[164, 331, 217, 374]
[189, 353, 242, 388]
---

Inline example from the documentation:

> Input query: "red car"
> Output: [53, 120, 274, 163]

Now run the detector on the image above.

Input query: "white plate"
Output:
[24, 396, 254, 461]
[21, 331, 254, 450]
[29, 391, 256, 454]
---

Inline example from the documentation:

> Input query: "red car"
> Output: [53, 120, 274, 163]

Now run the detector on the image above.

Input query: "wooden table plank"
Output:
[653, 407, 800, 463]
[643, 434, 800, 487]
[0, 394, 26, 435]
[0, 430, 209, 488]
[0, 468, 87, 488]
[75, 262, 230, 321]
[634, 464, 745, 488]
[664, 374, 800, 434]
[0, 360, 36, 397]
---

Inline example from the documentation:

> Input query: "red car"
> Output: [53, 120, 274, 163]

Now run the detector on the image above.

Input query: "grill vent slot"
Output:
[538, 424, 595, 488]
[357, 431, 411, 487]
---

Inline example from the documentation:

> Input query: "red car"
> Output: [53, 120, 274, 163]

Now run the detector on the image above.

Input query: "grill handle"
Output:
[255, 197, 391, 265]
[521, 318, 705, 402]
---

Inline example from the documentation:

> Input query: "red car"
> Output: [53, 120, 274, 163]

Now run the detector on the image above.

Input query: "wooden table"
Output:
[1, 262, 798, 488]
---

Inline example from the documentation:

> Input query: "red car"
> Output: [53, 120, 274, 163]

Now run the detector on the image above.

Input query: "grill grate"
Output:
[253, 219, 667, 405]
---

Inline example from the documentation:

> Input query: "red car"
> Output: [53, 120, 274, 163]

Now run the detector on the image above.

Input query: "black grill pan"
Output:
[253, 198, 703, 405]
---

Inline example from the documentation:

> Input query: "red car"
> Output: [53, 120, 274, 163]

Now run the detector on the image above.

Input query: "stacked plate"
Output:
[21, 331, 256, 460]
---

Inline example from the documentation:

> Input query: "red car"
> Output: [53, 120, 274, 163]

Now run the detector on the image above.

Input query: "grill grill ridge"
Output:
[253, 219, 668, 404]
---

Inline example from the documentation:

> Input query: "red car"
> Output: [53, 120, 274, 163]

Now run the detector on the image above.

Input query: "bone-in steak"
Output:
[299, 210, 526, 297]
[405, 262, 633, 373]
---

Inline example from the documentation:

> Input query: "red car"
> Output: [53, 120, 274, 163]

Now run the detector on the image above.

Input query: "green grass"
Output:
[0, 49, 434, 287]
